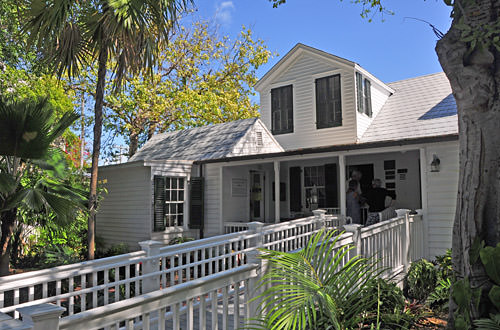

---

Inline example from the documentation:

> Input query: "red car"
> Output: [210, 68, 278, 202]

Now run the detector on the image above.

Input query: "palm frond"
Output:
[253, 229, 383, 330]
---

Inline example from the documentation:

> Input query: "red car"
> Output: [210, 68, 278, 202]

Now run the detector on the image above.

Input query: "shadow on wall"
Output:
[418, 94, 457, 120]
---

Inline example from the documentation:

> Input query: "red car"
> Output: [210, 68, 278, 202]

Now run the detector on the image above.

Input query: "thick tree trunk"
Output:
[128, 132, 139, 158]
[0, 209, 17, 276]
[88, 46, 108, 260]
[436, 0, 500, 326]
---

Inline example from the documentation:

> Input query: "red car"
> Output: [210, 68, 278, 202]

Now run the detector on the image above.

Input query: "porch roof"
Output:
[195, 133, 458, 164]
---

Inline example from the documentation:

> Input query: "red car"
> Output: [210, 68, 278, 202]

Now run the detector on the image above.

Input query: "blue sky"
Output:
[189, 0, 452, 83]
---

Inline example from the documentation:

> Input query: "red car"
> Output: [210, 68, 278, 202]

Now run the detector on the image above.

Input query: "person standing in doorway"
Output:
[346, 179, 362, 224]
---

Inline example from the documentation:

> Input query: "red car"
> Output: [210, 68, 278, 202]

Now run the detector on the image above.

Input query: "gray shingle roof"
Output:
[130, 118, 260, 161]
[361, 72, 458, 143]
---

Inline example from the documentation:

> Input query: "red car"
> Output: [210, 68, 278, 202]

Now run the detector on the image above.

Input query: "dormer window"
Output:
[356, 72, 372, 117]
[315, 74, 342, 129]
[271, 85, 293, 135]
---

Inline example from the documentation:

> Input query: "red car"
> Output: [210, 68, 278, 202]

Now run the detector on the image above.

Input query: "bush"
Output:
[404, 259, 438, 302]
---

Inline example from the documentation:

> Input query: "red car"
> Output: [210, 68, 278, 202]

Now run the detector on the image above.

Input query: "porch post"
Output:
[219, 166, 224, 235]
[419, 148, 429, 259]
[339, 154, 346, 216]
[17, 304, 65, 330]
[274, 160, 280, 223]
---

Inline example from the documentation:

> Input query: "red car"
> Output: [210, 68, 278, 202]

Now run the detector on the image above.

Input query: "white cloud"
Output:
[215, 1, 235, 25]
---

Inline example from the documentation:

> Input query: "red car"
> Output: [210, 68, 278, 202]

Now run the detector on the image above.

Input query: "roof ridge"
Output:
[387, 72, 445, 85]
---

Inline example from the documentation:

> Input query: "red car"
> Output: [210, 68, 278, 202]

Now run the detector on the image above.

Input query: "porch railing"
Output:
[1, 211, 424, 329]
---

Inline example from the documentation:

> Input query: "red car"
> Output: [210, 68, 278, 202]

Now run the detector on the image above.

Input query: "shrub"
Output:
[403, 259, 438, 302]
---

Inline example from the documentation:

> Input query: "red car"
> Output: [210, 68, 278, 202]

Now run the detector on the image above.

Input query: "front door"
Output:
[250, 171, 265, 221]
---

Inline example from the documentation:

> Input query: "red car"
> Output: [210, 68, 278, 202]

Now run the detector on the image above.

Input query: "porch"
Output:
[213, 146, 425, 233]
[0, 211, 424, 329]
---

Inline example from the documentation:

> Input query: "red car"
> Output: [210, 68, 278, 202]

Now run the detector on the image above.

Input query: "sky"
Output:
[188, 0, 453, 83]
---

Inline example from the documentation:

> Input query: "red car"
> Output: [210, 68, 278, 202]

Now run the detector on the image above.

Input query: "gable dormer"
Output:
[255, 44, 393, 151]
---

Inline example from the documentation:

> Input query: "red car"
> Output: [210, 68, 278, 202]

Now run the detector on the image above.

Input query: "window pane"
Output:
[171, 190, 177, 201]
[179, 190, 184, 201]
[165, 178, 171, 189]
[172, 179, 177, 189]
[178, 203, 183, 214]
[178, 214, 183, 226]
[165, 191, 171, 201]
[179, 179, 184, 189]
[170, 203, 177, 214]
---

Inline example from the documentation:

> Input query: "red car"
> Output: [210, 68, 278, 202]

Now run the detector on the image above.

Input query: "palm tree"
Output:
[0, 98, 82, 276]
[250, 229, 384, 330]
[25, 0, 192, 259]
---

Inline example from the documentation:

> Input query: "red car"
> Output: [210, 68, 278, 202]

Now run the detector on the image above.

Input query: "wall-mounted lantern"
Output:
[430, 154, 441, 172]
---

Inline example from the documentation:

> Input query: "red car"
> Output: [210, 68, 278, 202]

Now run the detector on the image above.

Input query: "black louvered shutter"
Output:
[364, 79, 372, 117]
[315, 77, 327, 129]
[332, 75, 342, 127]
[153, 176, 166, 231]
[289, 167, 302, 212]
[189, 177, 204, 229]
[356, 72, 364, 113]
[325, 164, 338, 208]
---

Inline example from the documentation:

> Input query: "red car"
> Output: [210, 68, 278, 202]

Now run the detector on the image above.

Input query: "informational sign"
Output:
[231, 178, 247, 197]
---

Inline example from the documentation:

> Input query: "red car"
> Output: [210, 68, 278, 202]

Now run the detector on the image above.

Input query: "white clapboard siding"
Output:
[97, 164, 152, 251]
[356, 77, 391, 139]
[204, 164, 221, 237]
[425, 141, 459, 257]
[259, 52, 358, 150]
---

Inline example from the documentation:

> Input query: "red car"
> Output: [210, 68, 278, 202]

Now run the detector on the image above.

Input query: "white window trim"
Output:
[311, 69, 344, 130]
[152, 176, 189, 233]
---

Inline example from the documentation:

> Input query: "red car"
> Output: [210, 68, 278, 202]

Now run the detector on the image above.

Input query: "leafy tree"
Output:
[25, 0, 192, 259]
[270, 0, 500, 326]
[0, 98, 83, 276]
[106, 21, 271, 157]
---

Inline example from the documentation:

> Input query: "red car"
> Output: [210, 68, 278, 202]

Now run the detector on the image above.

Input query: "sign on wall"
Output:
[231, 178, 248, 197]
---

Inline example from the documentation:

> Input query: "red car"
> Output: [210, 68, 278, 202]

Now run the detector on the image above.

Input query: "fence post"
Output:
[344, 224, 363, 257]
[246, 222, 265, 318]
[403, 212, 411, 273]
[139, 240, 163, 294]
[312, 209, 327, 230]
[17, 304, 65, 330]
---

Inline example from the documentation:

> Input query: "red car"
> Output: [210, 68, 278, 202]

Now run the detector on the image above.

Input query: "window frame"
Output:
[153, 176, 186, 232]
[270, 84, 294, 135]
[314, 73, 343, 129]
[356, 72, 373, 118]
[303, 165, 327, 209]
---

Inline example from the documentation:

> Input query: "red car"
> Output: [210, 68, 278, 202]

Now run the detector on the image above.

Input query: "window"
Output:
[356, 72, 372, 117]
[153, 176, 185, 231]
[315, 74, 342, 129]
[304, 166, 326, 208]
[271, 85, 293, 135]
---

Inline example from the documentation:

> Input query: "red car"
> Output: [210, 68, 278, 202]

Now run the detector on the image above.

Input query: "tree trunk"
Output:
[88, 46, 108, 260]
[128, 132, 139, 158]
[0, 209, 17, 276]
[436, 0, 500, 326]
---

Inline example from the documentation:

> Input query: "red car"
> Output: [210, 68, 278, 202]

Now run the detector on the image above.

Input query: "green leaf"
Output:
[489, 285, 500, 310]
[452, 278, 472, 309]
[480, 244, 500, 285]
[0, 173, 17, 195]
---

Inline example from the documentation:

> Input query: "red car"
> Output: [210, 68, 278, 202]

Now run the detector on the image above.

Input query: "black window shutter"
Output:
[332, 75, 342, 127]
[153, 176, 166, 232]
[271, 85, 293, 135]
[324, 164, 338, 208]
[356, 72, 364, 113]
[189, 177, 204, 229]
[315, 78, 327, 129]
[364, 79, 372, 117]
[289, 167, 302, 212]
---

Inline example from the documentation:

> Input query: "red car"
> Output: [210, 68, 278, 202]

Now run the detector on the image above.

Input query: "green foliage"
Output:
[403, 259, 438, 302]
[250, 229, 385, 330]
[474, 313, 500, 330]
[105, 21, 272, 156]
[96, 243, 130, 259]
[427, 278, 452, 309]
[452, 243, 500, 329]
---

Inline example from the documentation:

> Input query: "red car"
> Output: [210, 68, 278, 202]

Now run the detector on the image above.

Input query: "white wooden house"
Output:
[97, 43, 458, 259]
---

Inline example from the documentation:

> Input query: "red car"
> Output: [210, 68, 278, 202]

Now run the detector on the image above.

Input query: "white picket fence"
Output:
[0, 211, 424, 330]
